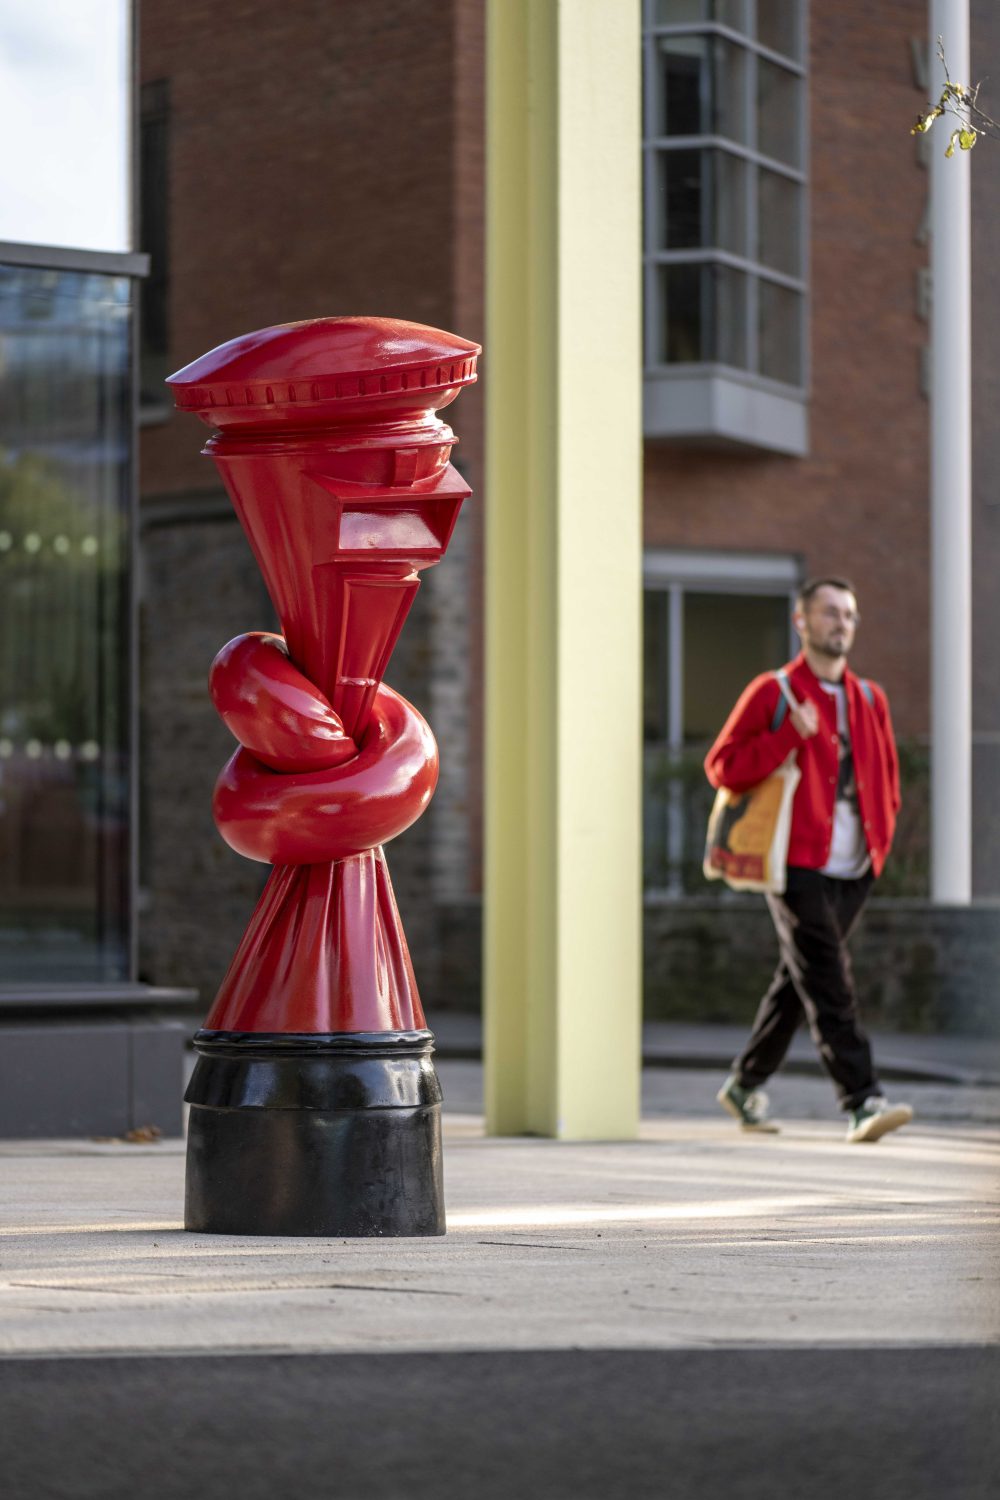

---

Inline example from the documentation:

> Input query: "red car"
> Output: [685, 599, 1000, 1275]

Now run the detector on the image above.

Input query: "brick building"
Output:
[135, 0, 1000, 1031]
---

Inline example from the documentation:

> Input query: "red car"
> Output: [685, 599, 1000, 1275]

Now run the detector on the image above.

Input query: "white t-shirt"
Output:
[819, 682, 871, 879]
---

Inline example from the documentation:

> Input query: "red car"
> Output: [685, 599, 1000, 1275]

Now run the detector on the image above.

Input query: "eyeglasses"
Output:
[812, 606, 860, 625]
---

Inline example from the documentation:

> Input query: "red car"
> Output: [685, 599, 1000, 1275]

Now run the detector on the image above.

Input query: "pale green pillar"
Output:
[484, 0, 642, 1139]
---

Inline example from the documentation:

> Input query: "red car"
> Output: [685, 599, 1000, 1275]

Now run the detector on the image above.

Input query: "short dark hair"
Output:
[796, 576, 858, 612]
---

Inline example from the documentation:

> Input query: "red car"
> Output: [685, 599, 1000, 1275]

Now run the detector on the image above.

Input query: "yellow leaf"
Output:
[912, 105, 944, 134]
[945, 130, 960, 158]
[959, 128, 977, 150]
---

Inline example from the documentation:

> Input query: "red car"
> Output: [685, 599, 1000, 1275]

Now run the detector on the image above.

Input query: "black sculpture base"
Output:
[184, 1030, 445, 1236]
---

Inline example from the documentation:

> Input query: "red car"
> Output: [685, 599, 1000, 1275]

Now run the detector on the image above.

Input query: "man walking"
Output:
[705, 577, 913, 1143]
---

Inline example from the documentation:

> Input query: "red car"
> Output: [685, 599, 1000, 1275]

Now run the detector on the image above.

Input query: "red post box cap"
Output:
[167, 316, 481, 432]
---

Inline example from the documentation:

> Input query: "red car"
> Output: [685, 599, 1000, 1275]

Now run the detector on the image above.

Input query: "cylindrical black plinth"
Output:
[184, 1030, 445, 1236]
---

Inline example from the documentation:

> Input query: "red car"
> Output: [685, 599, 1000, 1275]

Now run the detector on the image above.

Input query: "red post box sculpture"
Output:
[168, 317, 479, 1235]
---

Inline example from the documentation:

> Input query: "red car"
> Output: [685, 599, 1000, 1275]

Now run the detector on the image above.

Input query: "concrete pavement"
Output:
[0, 1058, 997, 1497]
[0, 1062, 996, 1357]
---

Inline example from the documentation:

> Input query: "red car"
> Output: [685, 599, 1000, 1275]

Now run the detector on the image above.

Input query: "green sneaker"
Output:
[716, 1075, 780, 1132]
[846, 1096, 914, 1143]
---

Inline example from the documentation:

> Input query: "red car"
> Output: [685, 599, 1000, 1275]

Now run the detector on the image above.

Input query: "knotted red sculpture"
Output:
[168, 317, 479, 1235]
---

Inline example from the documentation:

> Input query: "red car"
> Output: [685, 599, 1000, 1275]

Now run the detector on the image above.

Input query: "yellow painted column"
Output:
[484, 0, 642, 1138]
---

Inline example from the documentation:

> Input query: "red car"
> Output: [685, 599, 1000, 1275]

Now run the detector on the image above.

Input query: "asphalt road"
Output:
[1, 1346, 997, 1500]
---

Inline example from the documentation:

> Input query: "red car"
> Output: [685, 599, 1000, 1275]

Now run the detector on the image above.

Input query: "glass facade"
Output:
[0, 265, 132, 981]
[643, 0, 807, 389]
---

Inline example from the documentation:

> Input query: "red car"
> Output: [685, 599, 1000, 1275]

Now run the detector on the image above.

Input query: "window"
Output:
[642, 1, 808, 453]
[643, 550, 799, 893]
[0, 265, 132, 980]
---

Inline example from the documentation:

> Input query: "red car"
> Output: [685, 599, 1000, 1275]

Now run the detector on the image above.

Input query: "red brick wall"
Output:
[140, 0, 463, 497]
[643, 1, 930, 735]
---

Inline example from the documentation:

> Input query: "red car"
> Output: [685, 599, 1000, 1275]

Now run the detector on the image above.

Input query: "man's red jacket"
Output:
[704, 653, 901, 878]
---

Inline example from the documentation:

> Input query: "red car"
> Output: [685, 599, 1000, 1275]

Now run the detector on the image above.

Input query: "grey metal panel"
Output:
[0, 1022, 187, 1138]
[643, 549, 800, 588]
[0, 1025, 130, 1137]
[0, 985, 198, 1013]
[0, 242, 149, 276]
[130, 1025, 186, 1136]
[643, 370, 808, 455]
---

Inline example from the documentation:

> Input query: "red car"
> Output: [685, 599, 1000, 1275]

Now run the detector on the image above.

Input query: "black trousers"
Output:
[734, 866, 880, 1112]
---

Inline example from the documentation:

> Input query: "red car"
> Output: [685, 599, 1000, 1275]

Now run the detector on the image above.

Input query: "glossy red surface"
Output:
[167, 315, 480, 432]
[169, 317, 479, 1034]
[213, 675, 438, 865]
[210, 633, 357, 773]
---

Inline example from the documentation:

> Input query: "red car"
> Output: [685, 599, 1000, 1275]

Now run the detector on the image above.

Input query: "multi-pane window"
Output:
[643, 1, 807, 389]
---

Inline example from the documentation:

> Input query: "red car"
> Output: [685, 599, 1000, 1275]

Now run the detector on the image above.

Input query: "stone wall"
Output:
[644, 896, 1000, 1037]
[137, 506, 271, 1011]
[406, 894, 1000, 1039]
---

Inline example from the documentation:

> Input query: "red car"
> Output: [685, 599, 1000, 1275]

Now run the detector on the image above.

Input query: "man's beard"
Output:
[811, 633, 847, 658]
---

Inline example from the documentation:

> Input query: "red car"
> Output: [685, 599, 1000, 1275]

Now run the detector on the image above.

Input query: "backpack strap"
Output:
[770, 670, 795, 731]
[772, 672, 873, 731]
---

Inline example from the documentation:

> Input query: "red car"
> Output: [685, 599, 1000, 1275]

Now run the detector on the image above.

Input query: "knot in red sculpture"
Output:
[209, 631, 438, 866]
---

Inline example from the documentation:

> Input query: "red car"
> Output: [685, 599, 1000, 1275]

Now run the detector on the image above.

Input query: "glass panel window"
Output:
[643, 585, 674, 891]
[657, 149, 703, 249]
[660, 263, 748, 367]
[758, 280, 803, 384]
[655, 0, 706, 20]
[656, 149, 748, 254]
[0, 1, 131, 252]
[661, 264, 702, 362]
[0, 265, 131, 981]
[642, 581, 793, 891]
[643, 591, 671, 743]
[657, 34, 747, 143]
[757, 168, 801, 276]
[682, 592, 790, 742]
[756, 0, 802, 61]
[654, 0, 746, 27]
[757, 58, 802, 168]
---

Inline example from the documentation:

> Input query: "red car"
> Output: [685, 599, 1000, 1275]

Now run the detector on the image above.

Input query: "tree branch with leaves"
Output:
[912, 36, 999, 155]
